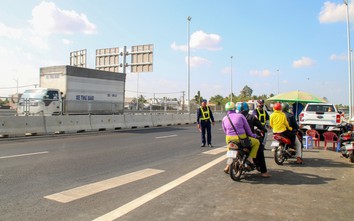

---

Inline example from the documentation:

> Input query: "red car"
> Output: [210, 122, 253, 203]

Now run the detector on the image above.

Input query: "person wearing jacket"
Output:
[282, 103, 303, 164]
[241, 102, 271, 177]
[222, 102, 260, 173]
[270, 102, 296, 150]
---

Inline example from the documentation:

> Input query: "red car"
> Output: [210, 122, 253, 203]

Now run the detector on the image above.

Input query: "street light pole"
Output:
[230, 56, 233, 102]
[187, 16, 192, 113]
[345, 0, 353, 119]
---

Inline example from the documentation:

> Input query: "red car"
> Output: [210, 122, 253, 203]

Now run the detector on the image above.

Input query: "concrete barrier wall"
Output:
[0, 112, 226, 138]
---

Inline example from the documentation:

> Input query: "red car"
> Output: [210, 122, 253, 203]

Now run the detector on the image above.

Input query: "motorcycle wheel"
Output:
[350, 154, 354, 163]
[230, 158, 243, 181]
[274, 145, 285, 165]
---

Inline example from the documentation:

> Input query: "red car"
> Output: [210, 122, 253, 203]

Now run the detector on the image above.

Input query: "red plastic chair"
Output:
[306, 129, 320, 147]
[322, 132, 339, 151]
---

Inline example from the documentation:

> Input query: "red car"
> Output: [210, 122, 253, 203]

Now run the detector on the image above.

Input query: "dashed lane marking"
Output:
[92, 155, 226, 221]
[202, 146, 227, 155]
[155, 134, 178, 139]
[44, 168, 164, 203]
[0, 151, 49, 159]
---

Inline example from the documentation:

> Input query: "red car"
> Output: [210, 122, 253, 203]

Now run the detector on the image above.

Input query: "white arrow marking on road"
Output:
[44, 168, 164, 203]
[92, 154, 227, 221]
[155, 134, 178, 139]
[0, 151, 49, 159]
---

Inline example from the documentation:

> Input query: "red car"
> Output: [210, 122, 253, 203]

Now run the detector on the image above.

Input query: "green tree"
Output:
[194, 91, 203, 104]
[240, 85, 253, 98]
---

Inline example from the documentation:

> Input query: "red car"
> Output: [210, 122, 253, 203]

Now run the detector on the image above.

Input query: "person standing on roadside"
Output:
[197, 99, 215, 147]
[253, 99, 269, 126]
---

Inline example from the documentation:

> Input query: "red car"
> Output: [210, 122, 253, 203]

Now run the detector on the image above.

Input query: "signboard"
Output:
[130, 44, 153, 73]
[70, 49, 87, 68]
[95, 47, 119, 72]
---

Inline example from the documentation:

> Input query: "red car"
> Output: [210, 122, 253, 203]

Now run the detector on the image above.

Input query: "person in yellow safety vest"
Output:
[197, 99, 215, 147]
[252, 99, 269, 126]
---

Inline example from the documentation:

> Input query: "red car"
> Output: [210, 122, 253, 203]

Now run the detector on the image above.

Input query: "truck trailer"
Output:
[18, 65, 126, 115]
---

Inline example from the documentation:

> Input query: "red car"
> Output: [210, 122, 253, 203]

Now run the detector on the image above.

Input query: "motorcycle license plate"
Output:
[226, 150, 237, 159]
[271, 141, 279, 147]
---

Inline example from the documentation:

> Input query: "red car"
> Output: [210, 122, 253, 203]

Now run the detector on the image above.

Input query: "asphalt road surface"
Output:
[0, 123, 353, 221]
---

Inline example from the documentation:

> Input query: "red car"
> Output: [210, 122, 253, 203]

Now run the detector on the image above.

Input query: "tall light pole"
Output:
[187, 16, 192, 113]
[345, 0, 353, 119]
[230, 56, 233, 102]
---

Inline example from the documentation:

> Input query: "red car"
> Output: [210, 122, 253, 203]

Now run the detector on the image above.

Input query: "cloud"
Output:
[190, 30, 222, 51]
[62, 38, 72, 45]
[330, 53, 346, 61]
[319, 2, 349, 23]
[171, 42, 187, 51]
[292, 57, 315, 68]
[249, 69, 271, 77]
[171, 30, 222, 51]
[185, 56, 211, 67]
[0, 22, 22, 39]
[29, 1, 97, 36]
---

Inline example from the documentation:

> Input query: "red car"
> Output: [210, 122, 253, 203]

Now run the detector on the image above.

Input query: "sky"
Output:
[0, 0, 353, 105]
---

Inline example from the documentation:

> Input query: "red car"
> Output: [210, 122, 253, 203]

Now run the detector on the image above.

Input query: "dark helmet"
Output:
[237, 102, 249, 112]
[258, 99, 265, 106]
[282, 103, 290, 112]
[273, 102, 282, 111]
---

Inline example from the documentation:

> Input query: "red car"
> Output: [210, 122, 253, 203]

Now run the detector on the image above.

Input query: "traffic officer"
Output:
[252, 99, 269, 126]
[197, 99, 215, 147]
[252, 99, 270, 147]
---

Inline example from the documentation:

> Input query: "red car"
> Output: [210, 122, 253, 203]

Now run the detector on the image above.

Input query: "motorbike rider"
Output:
[240, 102, 271, 177]
[222, 102, 260, 173]
[270, 102, 296, 151]
[282, 103, 303, 164]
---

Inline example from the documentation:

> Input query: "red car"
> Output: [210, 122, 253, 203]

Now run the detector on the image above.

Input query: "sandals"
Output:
[224, 168, 229, 174]
[261, 172, 271, 178]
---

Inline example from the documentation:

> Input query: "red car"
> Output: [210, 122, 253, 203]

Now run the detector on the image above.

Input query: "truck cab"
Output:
[18, 88, 62, 116]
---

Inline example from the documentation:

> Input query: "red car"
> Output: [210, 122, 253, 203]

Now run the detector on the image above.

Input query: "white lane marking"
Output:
[44, 168, 164, 203]
[93, 155, 227, 221]
[155, 134, 178, 139]
[203, 146, 227, 155]
[0, 151, 49, 159]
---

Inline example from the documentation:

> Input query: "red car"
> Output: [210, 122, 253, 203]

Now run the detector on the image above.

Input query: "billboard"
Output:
[95, 47, 119, 72]
[70, 49, 87, 68]
[130, 44, 153, 73]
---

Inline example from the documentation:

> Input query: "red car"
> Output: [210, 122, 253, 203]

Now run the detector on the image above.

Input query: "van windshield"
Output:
[20, 89, 47, 99]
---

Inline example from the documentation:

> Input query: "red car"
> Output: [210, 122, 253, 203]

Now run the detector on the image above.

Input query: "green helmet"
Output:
[225, 102, 235, 111]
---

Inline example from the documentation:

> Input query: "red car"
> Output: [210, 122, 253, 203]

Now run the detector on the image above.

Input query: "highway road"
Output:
[1, 123, 353, 221]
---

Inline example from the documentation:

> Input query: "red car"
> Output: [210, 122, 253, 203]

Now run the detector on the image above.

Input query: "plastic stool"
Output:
[302, 135, 313, 149]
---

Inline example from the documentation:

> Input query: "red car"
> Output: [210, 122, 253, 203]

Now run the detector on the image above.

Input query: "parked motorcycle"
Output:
[228, 130, 263, 181]
[271, 131, 302, 165]
[339, 129, 354, 163]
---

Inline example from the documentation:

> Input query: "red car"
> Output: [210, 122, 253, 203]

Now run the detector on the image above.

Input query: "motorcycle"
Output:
[227, 130, 263, 181]
[271, 131, 303, 165]
[338, 124, 354, 163]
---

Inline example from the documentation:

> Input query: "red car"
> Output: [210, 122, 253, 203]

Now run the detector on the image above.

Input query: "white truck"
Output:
[299, 103, 343, 134]
[17, 65, 126, 116]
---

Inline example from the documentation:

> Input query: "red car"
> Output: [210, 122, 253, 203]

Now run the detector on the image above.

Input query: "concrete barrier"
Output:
[53, 115, 91, 133]
[90, 115, 126, 131]
[151, 114, 174, 127]
[0, 116, 45, 137]
[173, 114, 192, 125]
[124, 114, 153, 128]
[0, 113, 224, 138]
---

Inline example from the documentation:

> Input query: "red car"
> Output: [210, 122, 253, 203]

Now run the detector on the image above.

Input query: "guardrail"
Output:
[0, 113, 225, 138]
